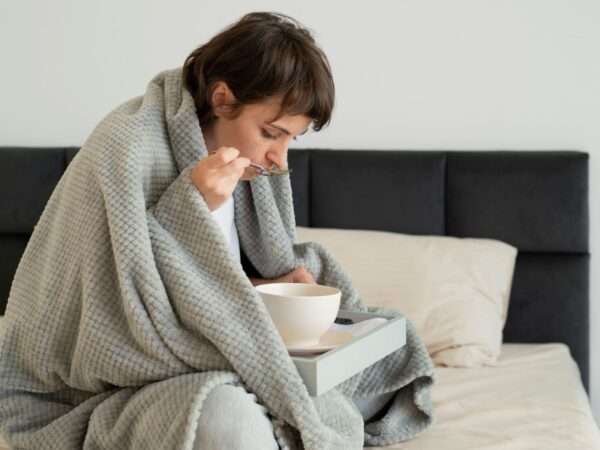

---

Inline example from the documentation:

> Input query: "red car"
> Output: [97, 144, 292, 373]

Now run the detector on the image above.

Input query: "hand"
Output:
[190, 147, 251, 211]
[250, 266, 316, 286]
[272, 266, 316, 284]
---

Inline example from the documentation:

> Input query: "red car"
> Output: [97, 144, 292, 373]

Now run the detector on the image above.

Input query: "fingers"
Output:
[204, 147, 250, 184]
[206, 146, 239, 168]
[292, 267, 316, 284]
[268, 267, 316, 284]
[208, 147, 249, 170]
[191, 146, 251, 211]
[222, 156, 251, 178]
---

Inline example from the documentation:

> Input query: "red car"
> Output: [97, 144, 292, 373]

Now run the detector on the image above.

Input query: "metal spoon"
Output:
[208, 151, 292, 177]
[251, 162, 292, 177]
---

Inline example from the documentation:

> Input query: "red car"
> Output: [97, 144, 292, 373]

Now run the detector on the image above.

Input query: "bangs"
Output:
[267, 40, 335, 132]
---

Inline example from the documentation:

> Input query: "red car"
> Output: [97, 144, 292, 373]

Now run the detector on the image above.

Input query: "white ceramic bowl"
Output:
[256, 283, 341, 347]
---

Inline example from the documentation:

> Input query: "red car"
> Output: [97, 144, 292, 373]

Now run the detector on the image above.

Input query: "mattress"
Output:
[367, 343, 600, 450]
[0, 314, 598, 450]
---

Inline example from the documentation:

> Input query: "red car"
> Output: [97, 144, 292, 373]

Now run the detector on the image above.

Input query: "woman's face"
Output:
[203, 81, 312, 181]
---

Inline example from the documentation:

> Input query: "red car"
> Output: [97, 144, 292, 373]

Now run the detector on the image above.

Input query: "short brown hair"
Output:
[182, 11, 335, 133]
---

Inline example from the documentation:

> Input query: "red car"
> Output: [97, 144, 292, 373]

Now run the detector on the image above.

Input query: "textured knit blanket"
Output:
[0, 67, 434, 450]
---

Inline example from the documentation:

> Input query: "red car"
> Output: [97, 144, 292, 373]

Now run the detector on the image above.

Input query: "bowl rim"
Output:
[255, 282, 341, 299]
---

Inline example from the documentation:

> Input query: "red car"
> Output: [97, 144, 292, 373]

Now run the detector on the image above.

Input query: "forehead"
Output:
[244, 99, 311, 131]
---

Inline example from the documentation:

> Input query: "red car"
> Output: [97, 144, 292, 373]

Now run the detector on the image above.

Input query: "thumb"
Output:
[296, 269, 316, 284]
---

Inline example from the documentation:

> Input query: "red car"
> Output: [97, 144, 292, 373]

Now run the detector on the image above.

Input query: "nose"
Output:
[265, 147, 288, 170]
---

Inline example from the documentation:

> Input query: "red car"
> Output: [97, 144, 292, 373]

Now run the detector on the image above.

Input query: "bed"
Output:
[0, 147, 598, 449]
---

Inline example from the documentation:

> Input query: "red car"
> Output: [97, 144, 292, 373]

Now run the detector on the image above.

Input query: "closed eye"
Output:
[262, 128, 298, 141]
[261, 129, 277, 140]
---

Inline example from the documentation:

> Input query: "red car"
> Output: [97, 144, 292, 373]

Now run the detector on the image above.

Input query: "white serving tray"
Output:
[291, 310, 406, 397]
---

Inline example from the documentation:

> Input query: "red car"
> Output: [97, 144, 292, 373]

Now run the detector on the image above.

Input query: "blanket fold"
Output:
[0, 67, 434, 450]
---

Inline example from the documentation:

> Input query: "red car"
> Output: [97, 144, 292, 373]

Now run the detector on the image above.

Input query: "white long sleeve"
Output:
[210, 196, 241, 263]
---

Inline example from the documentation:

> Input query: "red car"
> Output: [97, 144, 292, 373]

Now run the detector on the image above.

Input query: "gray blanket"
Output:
[0, 67, 434, 449]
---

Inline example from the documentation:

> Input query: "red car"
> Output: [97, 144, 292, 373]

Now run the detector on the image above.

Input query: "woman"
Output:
[183, 11, 324, 289]
[183, 11, 396, 448]
[0, 10, 433, 450]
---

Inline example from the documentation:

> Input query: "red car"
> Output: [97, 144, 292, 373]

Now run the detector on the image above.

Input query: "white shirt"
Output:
[210, 196, 241, 263]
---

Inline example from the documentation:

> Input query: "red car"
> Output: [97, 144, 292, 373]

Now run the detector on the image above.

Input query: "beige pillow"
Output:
[295, 226, 518, 367]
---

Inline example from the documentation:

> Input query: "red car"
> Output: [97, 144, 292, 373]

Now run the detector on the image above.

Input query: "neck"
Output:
[201, 122, 218, 153]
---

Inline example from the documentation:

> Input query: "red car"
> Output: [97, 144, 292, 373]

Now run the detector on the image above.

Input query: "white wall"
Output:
[1, 0, 598, 422]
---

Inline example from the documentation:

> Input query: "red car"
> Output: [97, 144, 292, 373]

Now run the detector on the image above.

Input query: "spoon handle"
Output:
[206, 151, 289, 176]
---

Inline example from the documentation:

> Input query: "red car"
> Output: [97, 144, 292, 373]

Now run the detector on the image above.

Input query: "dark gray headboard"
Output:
[0, 147, 590, 390]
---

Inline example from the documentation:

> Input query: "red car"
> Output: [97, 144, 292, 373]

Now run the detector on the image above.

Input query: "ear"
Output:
[210, 81, 236, 118]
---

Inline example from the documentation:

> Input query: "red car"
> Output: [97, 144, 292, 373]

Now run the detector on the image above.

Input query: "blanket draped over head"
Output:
[0, 67, 434, 450]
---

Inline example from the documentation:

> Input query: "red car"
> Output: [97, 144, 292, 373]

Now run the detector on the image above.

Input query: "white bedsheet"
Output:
[367, 343, 600, 450]
[1, 314, 598, 450]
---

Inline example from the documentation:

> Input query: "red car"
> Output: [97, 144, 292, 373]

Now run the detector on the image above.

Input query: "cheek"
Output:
[240, 135, 268, 161]
[223, 122, 258, 156]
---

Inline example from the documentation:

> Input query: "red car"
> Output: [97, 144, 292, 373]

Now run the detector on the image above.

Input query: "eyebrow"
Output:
[267, 122, 309, 137]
